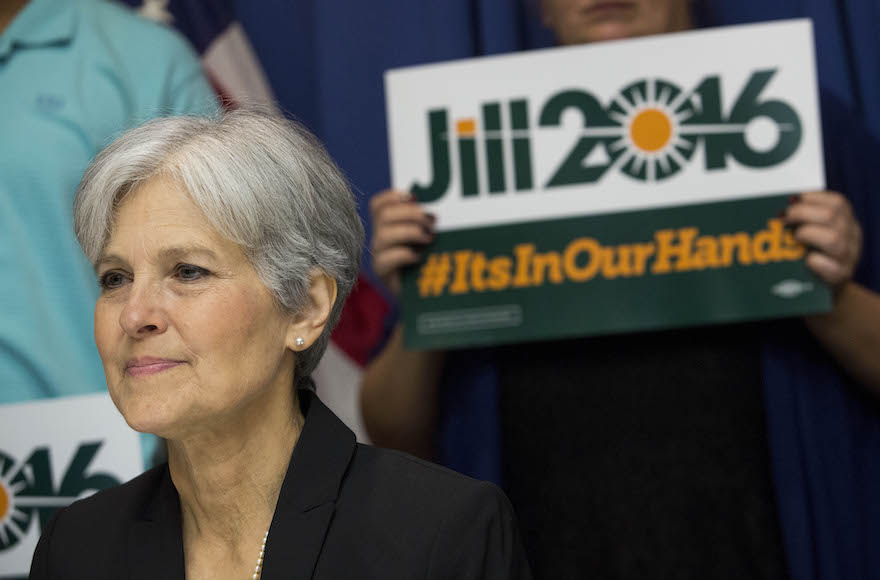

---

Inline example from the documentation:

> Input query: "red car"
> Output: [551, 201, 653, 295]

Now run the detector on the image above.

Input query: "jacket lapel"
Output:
[125, 390, 355, 580]
[128, 468, 185, 580]
[261, 389, 357, 580]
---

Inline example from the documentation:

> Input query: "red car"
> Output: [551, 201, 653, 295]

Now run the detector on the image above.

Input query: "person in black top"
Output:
[31, 108, 531, 579]
[361, 1, 879, 579]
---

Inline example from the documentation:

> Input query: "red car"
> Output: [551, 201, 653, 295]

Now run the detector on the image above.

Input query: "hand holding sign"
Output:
[370, 189, 435, 296]
[784, 191, 862, 289]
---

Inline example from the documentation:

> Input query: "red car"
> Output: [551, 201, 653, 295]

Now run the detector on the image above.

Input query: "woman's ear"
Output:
[286, 271, 338, 351]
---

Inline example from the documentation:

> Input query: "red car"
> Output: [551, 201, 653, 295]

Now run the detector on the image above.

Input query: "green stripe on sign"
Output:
[401, 193, 831, 350]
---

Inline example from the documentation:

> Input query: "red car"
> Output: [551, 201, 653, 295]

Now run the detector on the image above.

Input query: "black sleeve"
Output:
[426, 481, 533, 580]
[29, 509, 62, 580]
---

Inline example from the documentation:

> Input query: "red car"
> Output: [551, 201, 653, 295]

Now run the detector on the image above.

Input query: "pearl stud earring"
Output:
[296, 337, 305, 347]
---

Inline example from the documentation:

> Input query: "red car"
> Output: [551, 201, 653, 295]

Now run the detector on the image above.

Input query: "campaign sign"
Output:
[385, 19, 830, 350]
[0, 394, 142, 578]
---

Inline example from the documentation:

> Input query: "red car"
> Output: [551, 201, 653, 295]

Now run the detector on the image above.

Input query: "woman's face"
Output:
[542, 0, 692, 45]
[94, 178, 297, 439]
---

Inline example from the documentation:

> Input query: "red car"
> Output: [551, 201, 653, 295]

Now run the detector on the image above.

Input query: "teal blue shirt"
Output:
[0, 0, 218, 455]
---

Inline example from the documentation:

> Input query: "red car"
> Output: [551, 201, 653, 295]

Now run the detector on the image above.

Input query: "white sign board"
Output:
[385, 19, 829, 350]
[0, 394, 142, 578]
[386, 19, 824, 232]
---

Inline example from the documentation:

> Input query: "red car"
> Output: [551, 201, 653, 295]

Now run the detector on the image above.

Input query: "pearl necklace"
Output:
[251, 530, 269, 579]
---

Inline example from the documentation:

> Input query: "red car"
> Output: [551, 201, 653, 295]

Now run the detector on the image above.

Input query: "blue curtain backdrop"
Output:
[224, 2, 879, 579]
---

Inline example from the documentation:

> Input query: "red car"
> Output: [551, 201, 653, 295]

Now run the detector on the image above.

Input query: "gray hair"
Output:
[74, 107, 364, 387]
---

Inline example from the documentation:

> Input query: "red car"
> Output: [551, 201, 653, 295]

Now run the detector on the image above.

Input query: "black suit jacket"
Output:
[29, 389, 531, 579]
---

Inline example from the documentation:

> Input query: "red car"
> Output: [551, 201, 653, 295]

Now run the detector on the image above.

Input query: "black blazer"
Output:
[29, 389, 532, 579]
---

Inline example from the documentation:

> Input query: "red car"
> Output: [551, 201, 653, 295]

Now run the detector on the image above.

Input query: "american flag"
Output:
[124, 0, 390, 443]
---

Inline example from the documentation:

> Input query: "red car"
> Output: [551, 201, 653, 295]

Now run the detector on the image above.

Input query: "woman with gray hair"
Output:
[29, 108, 531, 580]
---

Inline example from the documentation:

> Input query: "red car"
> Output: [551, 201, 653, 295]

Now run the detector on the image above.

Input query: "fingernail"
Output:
[426, 213, 437, 224]
[400, 191, 414, 202]
[789, 194, 801, 204]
